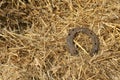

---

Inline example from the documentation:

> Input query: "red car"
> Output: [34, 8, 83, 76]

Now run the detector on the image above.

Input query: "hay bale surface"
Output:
[0, 0, 120, 80]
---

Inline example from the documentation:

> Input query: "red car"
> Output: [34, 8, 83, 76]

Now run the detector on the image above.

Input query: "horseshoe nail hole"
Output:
[90, 32, 93, 35]
[68, 33, 71, 36]
[95, 42, 96, 45]
[72, 29, 75, 31]
[75, 50, 78, 54]
[76, 45, 79, 48]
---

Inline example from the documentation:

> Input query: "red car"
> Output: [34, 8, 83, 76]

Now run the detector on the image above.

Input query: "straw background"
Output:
[0, 0, 120, 80]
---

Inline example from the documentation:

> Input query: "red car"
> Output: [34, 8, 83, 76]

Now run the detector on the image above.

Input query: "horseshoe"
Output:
[66, 27, 99, 56]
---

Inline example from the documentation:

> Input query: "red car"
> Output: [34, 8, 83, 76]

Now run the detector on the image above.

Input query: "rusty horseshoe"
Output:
[66, 27, 99, 56]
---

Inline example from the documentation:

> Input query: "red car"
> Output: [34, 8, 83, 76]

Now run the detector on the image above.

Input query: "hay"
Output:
[0, 0, 120, 80]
